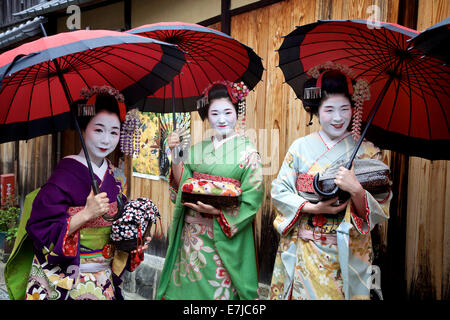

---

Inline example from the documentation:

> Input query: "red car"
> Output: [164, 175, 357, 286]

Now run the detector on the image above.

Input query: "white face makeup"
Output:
[318, 94, 352, 141]
[208, 98, 237, 137]
[83, 111, 121, 166]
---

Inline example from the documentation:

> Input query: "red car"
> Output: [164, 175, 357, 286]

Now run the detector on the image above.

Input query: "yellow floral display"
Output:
[132, 112, 160, 178]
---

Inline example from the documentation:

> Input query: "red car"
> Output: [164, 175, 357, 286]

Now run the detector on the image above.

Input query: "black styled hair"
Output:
[198, 84, 239, 121]
[72, 94, 122, 131]
[301, 70, 355, 117]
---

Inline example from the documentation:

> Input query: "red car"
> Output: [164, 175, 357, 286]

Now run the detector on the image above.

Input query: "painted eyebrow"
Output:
[210, 108, 235, 112]
[93, 123, 120, 130]
[323, 104, 351, 108]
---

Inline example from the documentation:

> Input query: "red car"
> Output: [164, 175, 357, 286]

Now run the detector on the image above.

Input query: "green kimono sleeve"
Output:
[215, 151, 264, 238]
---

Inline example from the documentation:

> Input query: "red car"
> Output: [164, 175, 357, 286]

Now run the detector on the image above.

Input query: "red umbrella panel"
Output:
[0, 29, 186, 143]
[278, 19, 450, 160]
[127, 22, 264, 113]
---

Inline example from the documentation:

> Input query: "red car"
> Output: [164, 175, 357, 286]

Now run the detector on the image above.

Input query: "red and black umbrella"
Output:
[409, 17, 450, 64]
[278, 19, 450, 163]
[0, 27, 185, 219]
[0, 28, 185, 143]
[127, 22, 264, 114]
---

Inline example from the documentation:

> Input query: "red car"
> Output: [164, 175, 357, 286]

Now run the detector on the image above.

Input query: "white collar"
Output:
[65, 154, 108, 181]
[318, 130, 351, 149]
[212, 132, 238, 150]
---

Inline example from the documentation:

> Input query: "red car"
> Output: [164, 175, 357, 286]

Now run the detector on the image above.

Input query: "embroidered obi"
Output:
[67, 202, 117, 265]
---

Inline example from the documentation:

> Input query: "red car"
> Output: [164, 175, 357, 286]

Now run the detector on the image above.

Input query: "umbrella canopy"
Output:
[0, 29, 186, 143]
[278, 19, 450, 161]
[409, 17, 450, 64]
[127, 22, 264, 113]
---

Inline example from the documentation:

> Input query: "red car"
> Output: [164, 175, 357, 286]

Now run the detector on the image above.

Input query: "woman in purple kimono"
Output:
[24, 86, 147, 300]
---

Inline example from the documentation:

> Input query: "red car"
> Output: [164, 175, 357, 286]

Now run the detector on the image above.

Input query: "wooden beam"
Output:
[381, 0, 418, 300]
[198, 0, 286, 27]
[124, 0, 131, 30]
[221, 0, 231, 35]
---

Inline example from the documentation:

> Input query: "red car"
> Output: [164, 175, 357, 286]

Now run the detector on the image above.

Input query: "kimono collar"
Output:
[66, 154, 108, 181]
[318, 130, 352, 150]
[211, 132, 239, 150]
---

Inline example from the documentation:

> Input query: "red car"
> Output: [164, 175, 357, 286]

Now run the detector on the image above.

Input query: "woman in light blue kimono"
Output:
[270, 66, 391, 300]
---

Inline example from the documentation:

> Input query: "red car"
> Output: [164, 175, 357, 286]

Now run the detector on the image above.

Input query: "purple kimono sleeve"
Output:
[26, 182, 80, 266]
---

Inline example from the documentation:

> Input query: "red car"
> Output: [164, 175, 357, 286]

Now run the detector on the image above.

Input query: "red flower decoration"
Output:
[182, 183, 194, 193]
[198, 180, 208, 186]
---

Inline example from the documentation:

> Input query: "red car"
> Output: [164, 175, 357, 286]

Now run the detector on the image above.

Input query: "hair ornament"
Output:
[79, 85, 127, 122]
[196, 80, 249, 109]
[120, 108, 141, 157]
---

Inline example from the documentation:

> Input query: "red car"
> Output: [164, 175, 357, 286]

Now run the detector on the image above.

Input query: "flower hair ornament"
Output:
[197, 80, 250, 135]
[304, 62, 371, 140]
[79, 85, 141, 156]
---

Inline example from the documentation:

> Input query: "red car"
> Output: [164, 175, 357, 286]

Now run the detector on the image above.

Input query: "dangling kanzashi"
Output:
[120, 109, 141, 156]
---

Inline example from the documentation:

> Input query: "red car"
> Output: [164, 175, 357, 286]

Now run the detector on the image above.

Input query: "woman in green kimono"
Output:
[270, 66, 391, 300]
[157, 81, 264, 300]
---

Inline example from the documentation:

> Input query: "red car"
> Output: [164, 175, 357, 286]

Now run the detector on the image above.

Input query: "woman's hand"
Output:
[183, 201, 221, 215]
[83, 189, 110, 221]
[302, 197, 348, 215]
[131, 236, 152, 255]
[333, 166, 364, 197]
[68, 189, 110, 234]
[167, 132, 181, 150]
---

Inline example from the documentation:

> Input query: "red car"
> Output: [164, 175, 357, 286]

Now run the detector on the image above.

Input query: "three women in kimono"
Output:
[269, 67, 391, 300]
[157, 81, 264, 300]
[24, 86, 148, 300]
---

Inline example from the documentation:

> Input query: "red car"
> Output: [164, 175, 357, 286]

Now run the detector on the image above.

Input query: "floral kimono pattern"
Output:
[24, 157, 139, 300]
[270, 132, 391, 300]
[157, 134, 264, 300]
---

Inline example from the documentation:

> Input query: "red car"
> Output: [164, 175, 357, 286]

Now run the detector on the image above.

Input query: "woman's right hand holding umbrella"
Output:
[167, 132, 184, 189]
[167, 132, 181, 150]
[68, 189, 110, 234]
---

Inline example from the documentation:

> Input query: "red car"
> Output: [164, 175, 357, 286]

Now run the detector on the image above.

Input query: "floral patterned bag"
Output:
[110, 198, 160, 252]
[181, 173, 242, 209]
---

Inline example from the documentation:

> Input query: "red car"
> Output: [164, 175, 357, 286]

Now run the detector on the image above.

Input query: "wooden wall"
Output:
[0, 136, 56, 206]
[405, 0, 450, 300]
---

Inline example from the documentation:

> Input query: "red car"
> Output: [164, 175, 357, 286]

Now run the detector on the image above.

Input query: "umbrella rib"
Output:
[184, 40, 249, 74]
[170, 29, 248, 60]
[152, 29, 249, 70]
[68, 51, 116, 87]
[386, 71, 402, 130]
[26, 62, 45, 123]
[1, 62, 35, 124]
[408, 61, 450, 136]
[182, 58, 206, 95]
[404, 59, 414, 137]
[46, 61, 54, 140]
[59, 54, 91, 88]
[97, 45, 186, 88]
[119, 43, 186, 73]
[406, 61, 434, 139]
[73, 46, 184, 91]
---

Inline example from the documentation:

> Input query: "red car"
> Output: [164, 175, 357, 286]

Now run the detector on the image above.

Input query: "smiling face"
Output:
[207, 97, 237, 136]
[83, 110, 121, 166]
[318, 94, 353, 140]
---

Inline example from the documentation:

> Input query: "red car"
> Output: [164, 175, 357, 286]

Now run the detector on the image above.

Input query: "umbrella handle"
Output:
[312, 157, 353, 201]
[312, 173, 351, 203]
[102, 193, 125, 222]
